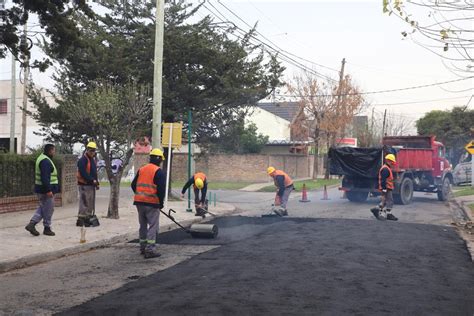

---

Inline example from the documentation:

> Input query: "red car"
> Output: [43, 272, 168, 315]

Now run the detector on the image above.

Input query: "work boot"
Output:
[76, 218, 85, 227]
[43, 227, 56, 236]
[25, 222, 40, 236]
[386, 213, 398, 221]
[370, 207, 380, 219]
[144, 251, 161, 259]
[282, 209, 288, 216]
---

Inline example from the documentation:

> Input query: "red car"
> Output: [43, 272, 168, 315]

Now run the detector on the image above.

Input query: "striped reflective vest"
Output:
[378, 164, 394, 190]
[134, 163, 160, 205]
[35, 153, 58, 185]
[273, 170, 293, 187]
[77, 155, 92, 185]
[193, 172, 207, 189]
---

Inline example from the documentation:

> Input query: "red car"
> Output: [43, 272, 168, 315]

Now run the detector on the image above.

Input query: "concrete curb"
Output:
[0, 205, 236, 274]
[450, 197, 474, 262]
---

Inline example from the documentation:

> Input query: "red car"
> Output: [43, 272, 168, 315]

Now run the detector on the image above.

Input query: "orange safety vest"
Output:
[273, 170, 293, 187]
[193, 172, 207, 189]
[134, 163, 160, 205]
[378, 164, 394, 190]
[77, 155, 92, 185]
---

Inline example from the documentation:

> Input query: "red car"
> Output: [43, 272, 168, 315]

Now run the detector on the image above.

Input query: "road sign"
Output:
[465, 140, 474, 155]
[162, 122, 182, 148]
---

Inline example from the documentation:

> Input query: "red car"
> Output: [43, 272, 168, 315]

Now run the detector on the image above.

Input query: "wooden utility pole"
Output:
[382, 109, 387, 137]
[151, 0, 164, 148]
[20, 23, 29, 154]
[9, 54, 16, 153]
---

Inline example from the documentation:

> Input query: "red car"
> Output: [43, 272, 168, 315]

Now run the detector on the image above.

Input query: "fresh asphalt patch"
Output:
[63, 216, 474, 315]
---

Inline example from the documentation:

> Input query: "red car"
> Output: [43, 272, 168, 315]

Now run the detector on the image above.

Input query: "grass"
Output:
[258, 178, 340, 192]
[99, 181, 131, 187]
[467, 204, 474, 217]
[453, 186, 474, 197]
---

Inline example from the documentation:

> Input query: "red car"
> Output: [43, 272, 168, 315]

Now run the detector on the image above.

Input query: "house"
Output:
[247, 101, 311, 154]
[0, 80, 48, 152]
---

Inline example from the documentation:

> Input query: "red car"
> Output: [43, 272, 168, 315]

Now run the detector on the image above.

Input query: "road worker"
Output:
[25, 144, 59, 236]
[267, 166, 294, 216]
[76, 142, 99, 227]
[371, 154, 398, 221]
[131, 148, 166, 259]
[181, 172, 208, 217]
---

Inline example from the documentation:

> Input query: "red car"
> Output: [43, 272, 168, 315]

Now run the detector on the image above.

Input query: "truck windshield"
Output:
[438, 146, 445, 158]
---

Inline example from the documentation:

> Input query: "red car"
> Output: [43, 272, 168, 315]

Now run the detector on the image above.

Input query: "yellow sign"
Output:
[162, 123, 183, 148]
[465, 140, 474, 155]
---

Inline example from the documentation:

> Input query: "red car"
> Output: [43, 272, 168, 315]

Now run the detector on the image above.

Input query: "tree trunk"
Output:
[107, 175, 121, 219]
[312, 140, 319, 179]
[324, 136, 330, 179]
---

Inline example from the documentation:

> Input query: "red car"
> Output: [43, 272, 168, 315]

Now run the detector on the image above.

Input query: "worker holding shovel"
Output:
[267, 167, 294, 216]
[181, 172, 208, 217]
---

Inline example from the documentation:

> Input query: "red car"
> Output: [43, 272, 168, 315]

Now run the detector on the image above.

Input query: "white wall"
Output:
[0, 80, 50, 152]
[246, 107, 290, 142]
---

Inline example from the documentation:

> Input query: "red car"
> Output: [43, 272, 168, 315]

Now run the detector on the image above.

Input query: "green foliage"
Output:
[416, 107, 474, 165]
[0, 153, 63, 197]
[258, 178, 339, 192]
[33, 0, 283, 147]
[0, 0, 93, 69]
[210, 118, 269, 154]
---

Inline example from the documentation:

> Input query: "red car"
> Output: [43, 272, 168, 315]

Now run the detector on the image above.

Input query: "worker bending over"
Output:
[267, 166, 293, 216]
[181, 172, 208, 217]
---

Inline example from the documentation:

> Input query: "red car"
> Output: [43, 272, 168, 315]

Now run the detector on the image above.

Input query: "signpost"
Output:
[162, 122, 183, 209]
[464, 141, 474, 187]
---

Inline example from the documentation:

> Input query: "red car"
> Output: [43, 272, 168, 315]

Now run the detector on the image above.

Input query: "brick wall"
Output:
[0, 154, 78, 214]
[171, 153, 313, 182]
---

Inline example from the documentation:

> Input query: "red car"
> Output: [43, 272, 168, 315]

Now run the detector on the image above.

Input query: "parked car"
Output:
[453, 154, 471, 185]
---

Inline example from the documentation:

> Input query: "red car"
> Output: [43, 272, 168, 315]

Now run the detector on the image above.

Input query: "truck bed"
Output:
[394, 148, 433, 172]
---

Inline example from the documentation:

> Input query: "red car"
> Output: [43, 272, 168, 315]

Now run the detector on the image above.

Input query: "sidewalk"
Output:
[451, 194, 474, 261]
[0, 196, 235, 273]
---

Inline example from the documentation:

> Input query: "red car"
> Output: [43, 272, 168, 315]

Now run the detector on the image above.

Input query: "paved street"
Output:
[1, 187, 473, 315]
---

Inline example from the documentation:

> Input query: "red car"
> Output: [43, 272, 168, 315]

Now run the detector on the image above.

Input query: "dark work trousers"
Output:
[137, 205, 160, 253]
[31, 193, 55, 228]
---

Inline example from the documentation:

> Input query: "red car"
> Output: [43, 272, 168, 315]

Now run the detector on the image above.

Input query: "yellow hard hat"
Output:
[150, 148, 165, 160]
[86, 142, 97, 149]
[385, 154, 396, 163]
[267, 166, 276, 175]
[195, 178, 204, 190]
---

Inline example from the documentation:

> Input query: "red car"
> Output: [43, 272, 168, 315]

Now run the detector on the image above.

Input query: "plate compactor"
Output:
[160, 209, 218, 239]
[261, 204, 288, 218]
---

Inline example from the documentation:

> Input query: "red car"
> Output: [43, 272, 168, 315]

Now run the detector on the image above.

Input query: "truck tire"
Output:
[394, 177, 413, 205]
[346, 191, 368, 202]
[437, 177, 452, 201]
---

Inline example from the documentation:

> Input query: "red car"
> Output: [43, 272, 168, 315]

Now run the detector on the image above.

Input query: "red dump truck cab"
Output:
[330, 136, 453, 205]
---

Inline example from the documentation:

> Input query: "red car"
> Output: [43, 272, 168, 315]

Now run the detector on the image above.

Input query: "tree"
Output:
[417, 107, 474, 165]
[30, 83, 151, 219]
[210, 115, 269, 154]
[29, 0, 283, 217]
[383, 0, 473, 76]
[288, 72, 364, 178]
[0, 0, 93, 69]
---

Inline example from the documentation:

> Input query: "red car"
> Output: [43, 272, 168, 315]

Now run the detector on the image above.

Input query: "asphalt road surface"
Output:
[1, 187, 473, 315]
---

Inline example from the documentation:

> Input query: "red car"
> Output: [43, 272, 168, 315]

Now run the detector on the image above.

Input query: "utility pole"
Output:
[151, 0, 165, 148]
[20, 23, 29, 154]
[382, 109, 387, 137]
[9, 54, 16, 153]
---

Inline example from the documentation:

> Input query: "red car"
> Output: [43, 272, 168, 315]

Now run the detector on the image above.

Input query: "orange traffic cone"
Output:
[299, 183, 311, 202]
[321, 185, 330, 200]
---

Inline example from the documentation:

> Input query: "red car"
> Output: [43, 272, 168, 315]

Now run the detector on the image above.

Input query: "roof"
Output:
[256, 102, 300, 122]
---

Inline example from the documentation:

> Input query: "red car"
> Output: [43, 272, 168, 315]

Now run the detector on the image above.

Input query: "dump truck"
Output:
[329, 136, 453, 204]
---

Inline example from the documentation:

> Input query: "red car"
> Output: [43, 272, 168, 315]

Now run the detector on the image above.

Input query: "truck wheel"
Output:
[346, 191, 368, 202]
[437, 177, 452, 201]
[394, 177, 413, 205]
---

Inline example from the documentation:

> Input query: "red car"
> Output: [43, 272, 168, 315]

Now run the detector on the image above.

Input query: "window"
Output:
[0, 99, 7, 115]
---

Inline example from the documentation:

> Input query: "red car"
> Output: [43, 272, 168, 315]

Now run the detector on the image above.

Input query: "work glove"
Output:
[180, 193, 185, 199]
[382, 189, 387, 193]
[158, 203, 164, 210]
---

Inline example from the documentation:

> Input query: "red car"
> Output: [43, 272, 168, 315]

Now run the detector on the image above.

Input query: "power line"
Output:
[371, 95, 472, 106]
[276, 76, 473, 97]
[203, 1, 338, 82]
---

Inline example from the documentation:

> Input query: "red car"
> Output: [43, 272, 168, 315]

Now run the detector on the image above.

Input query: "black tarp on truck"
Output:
[329, 147, 383, 179]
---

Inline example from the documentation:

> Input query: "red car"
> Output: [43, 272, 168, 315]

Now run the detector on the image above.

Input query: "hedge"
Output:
[0, 154, 63, 198]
